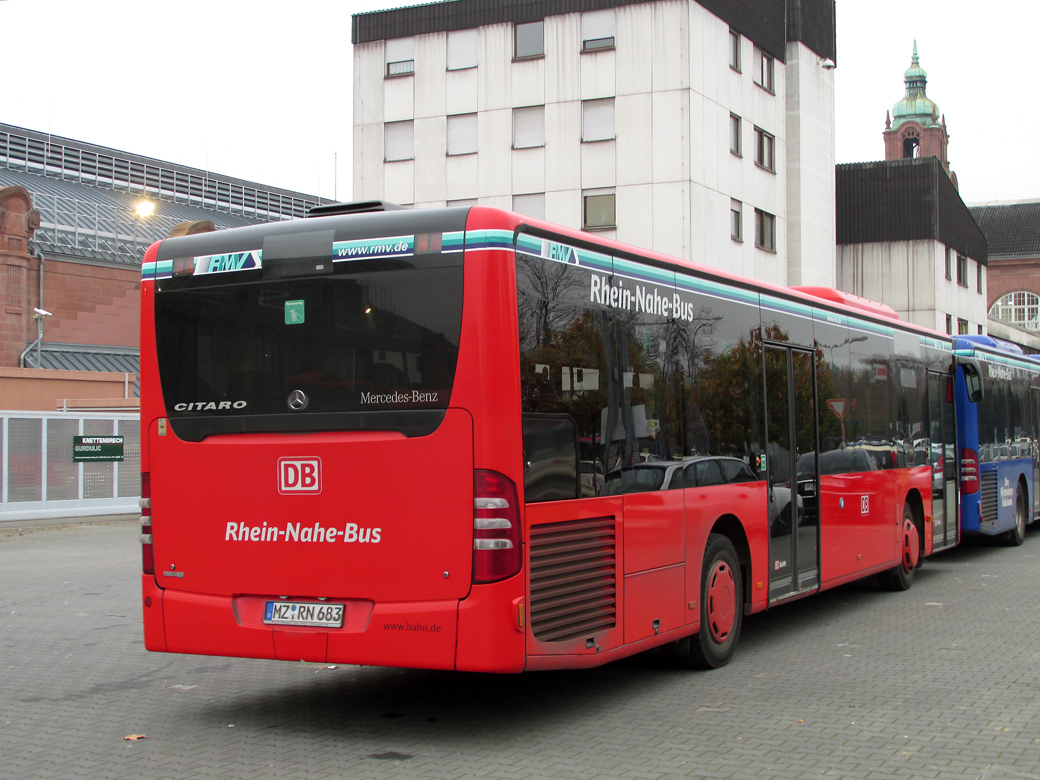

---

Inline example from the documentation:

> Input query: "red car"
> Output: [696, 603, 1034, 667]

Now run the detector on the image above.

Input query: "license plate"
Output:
[263, 600, 344, 628]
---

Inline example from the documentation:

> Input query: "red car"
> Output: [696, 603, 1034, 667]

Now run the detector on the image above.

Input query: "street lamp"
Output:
[33, 307, 52, 370]
[132, 200, 155, 257]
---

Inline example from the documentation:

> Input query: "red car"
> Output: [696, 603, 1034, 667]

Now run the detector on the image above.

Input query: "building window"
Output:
[582, 9, 615, 51]
[956, 254, 968, 287]
[958, 318, 969, 335]
[582, 98, 615, 142]
[583, 190, 615, 230]
[385, 38, 415, 78]
[945, 247, 953, 280]
[753, 45, 774, 92]
[515, 20, 544, 60]
[945, 314, 952, 334]
[754, 208, 775, 252]
[447, 29, 478, 70]
[977, 261, 983, 294]
[730, 114, 741, 156]
[729, 29, 741, 72]
[990, 291, 1040, 330]
[978, 325, 984, 334]
[513, 193, 546, 220]
[446, 114, 478, 156]
[513, 105, 545, 148]
[384, 120, 414, 162]
[731, 199, 743, 242]
[754, 127, 774, 171]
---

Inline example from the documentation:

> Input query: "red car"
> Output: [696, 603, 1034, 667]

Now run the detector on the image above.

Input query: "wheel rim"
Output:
[1017, 492, 1027, 537]
[706, 560, 737, 642]
[902, 515, 920, 570]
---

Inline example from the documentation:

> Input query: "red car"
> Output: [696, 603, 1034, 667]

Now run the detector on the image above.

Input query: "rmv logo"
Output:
[548, 242, 577, 264]
[278, 457, 322, 495]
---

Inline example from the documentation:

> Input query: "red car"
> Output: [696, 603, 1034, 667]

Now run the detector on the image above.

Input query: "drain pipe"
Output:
[19, 248, 47, 368]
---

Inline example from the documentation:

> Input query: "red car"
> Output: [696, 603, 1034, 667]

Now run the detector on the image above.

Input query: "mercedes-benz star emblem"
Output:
[287, 389, 309, 411]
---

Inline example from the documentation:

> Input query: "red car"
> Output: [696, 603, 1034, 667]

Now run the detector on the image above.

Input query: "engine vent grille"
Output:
[980, 470, 998, 522]
[529, 516, 616, 643]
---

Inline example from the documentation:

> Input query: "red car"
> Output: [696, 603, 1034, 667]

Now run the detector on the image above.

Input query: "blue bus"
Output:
[954, 336, 1040, 545]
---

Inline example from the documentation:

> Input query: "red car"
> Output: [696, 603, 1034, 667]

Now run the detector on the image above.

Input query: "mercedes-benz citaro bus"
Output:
[952, 335, 1040, 545]
[139, 201, 958, 672]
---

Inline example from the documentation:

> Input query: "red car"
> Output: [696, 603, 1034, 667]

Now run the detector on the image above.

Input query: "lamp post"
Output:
[33, 306, 51, 369]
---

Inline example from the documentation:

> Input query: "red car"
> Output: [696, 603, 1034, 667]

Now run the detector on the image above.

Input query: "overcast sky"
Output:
[2, 0, 1035, 206]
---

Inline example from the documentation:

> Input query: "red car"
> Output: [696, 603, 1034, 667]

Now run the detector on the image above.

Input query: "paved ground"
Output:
[2, 519, 1039, 780]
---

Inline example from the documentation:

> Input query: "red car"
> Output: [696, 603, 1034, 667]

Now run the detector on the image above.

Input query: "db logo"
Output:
[278, 458, 322, 494]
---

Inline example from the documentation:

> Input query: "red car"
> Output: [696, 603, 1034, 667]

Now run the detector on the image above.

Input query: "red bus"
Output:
[139, 202, 957, 672]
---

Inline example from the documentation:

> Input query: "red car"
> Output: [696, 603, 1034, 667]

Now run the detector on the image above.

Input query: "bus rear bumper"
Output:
[145, 584, 462, 670]
[141, 575, 167, 652]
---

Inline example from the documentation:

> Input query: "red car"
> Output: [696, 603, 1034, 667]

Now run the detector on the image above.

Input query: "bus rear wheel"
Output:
[685, 534, 743, 669]
[1006, 485, 1028, 547]
[879, 502, 919, 592]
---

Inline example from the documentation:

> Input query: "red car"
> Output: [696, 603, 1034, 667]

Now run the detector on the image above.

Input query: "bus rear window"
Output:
[154, 256, 463, 441]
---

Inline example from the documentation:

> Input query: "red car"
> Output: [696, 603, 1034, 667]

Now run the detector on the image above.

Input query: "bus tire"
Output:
[1006, 484, 1028, 547]
[685, 534, 743, 669]
[879, 502, 919, 591]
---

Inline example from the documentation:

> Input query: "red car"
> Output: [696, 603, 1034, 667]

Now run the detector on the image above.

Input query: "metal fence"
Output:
[1, 411, 140, 522]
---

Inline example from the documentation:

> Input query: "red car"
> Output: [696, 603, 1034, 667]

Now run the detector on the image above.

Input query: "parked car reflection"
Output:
[603, 456, 758, 495]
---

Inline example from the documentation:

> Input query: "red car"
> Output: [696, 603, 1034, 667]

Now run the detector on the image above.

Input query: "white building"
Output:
[836, 158, 989, 336]
[352, 0, 837, 288]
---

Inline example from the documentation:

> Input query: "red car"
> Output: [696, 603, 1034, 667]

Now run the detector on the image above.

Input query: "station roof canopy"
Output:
[0, 122, 325, 266]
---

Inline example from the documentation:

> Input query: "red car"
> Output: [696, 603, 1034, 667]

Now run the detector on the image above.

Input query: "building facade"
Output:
[0, 122, 323, 400]
[352, 0, 837, 288]
[833, 46, 1001, 339]
[836, 158, 988, 335]
[969, 201, 1040, 334]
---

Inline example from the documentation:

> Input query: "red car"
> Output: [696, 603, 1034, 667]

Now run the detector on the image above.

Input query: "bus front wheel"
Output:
[685, 534, 743, 669]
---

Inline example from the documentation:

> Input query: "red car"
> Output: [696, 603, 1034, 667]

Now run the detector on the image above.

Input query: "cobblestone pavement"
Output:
[2, 520, 1039, 780]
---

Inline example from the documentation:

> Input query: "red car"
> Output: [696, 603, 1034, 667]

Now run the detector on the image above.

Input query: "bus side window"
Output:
[522, 414, 580, 502]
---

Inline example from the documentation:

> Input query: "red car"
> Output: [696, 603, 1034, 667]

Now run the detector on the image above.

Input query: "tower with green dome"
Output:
[883, 42, 953, 183]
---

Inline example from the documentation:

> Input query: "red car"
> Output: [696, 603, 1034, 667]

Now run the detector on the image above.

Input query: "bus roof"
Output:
[490, 206, 949, 345]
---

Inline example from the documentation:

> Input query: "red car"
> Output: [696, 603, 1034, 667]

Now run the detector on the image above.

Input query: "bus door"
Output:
[765, 345, 819, 601]
[928, 371, 958, 551]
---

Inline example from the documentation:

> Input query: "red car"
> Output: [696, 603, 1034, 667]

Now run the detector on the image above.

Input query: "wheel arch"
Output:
[710, 513, 751, 614]
[904, 488, 926, 557]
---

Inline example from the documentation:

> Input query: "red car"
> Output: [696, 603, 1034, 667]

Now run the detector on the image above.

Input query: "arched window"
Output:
[990, 291, 1040, 330]
[902, 129, 921, 159]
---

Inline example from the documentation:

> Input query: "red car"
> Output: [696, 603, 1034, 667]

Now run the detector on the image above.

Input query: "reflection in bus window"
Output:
[517, 253, 767, 501]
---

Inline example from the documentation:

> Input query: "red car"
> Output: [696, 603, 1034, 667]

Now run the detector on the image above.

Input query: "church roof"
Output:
[968, 201, 1040, 259]
[891, 42, 941, 129]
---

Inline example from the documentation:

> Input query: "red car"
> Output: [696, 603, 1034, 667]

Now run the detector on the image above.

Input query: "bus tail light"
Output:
[140, 472, 154, 575]
[960, 449, 979, 494]
[473, 470, 521, 584]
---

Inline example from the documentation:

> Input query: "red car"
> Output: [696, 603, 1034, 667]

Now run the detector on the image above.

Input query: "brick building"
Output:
[968, 201, 1040, 334]
[0, 123, 323, 408]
